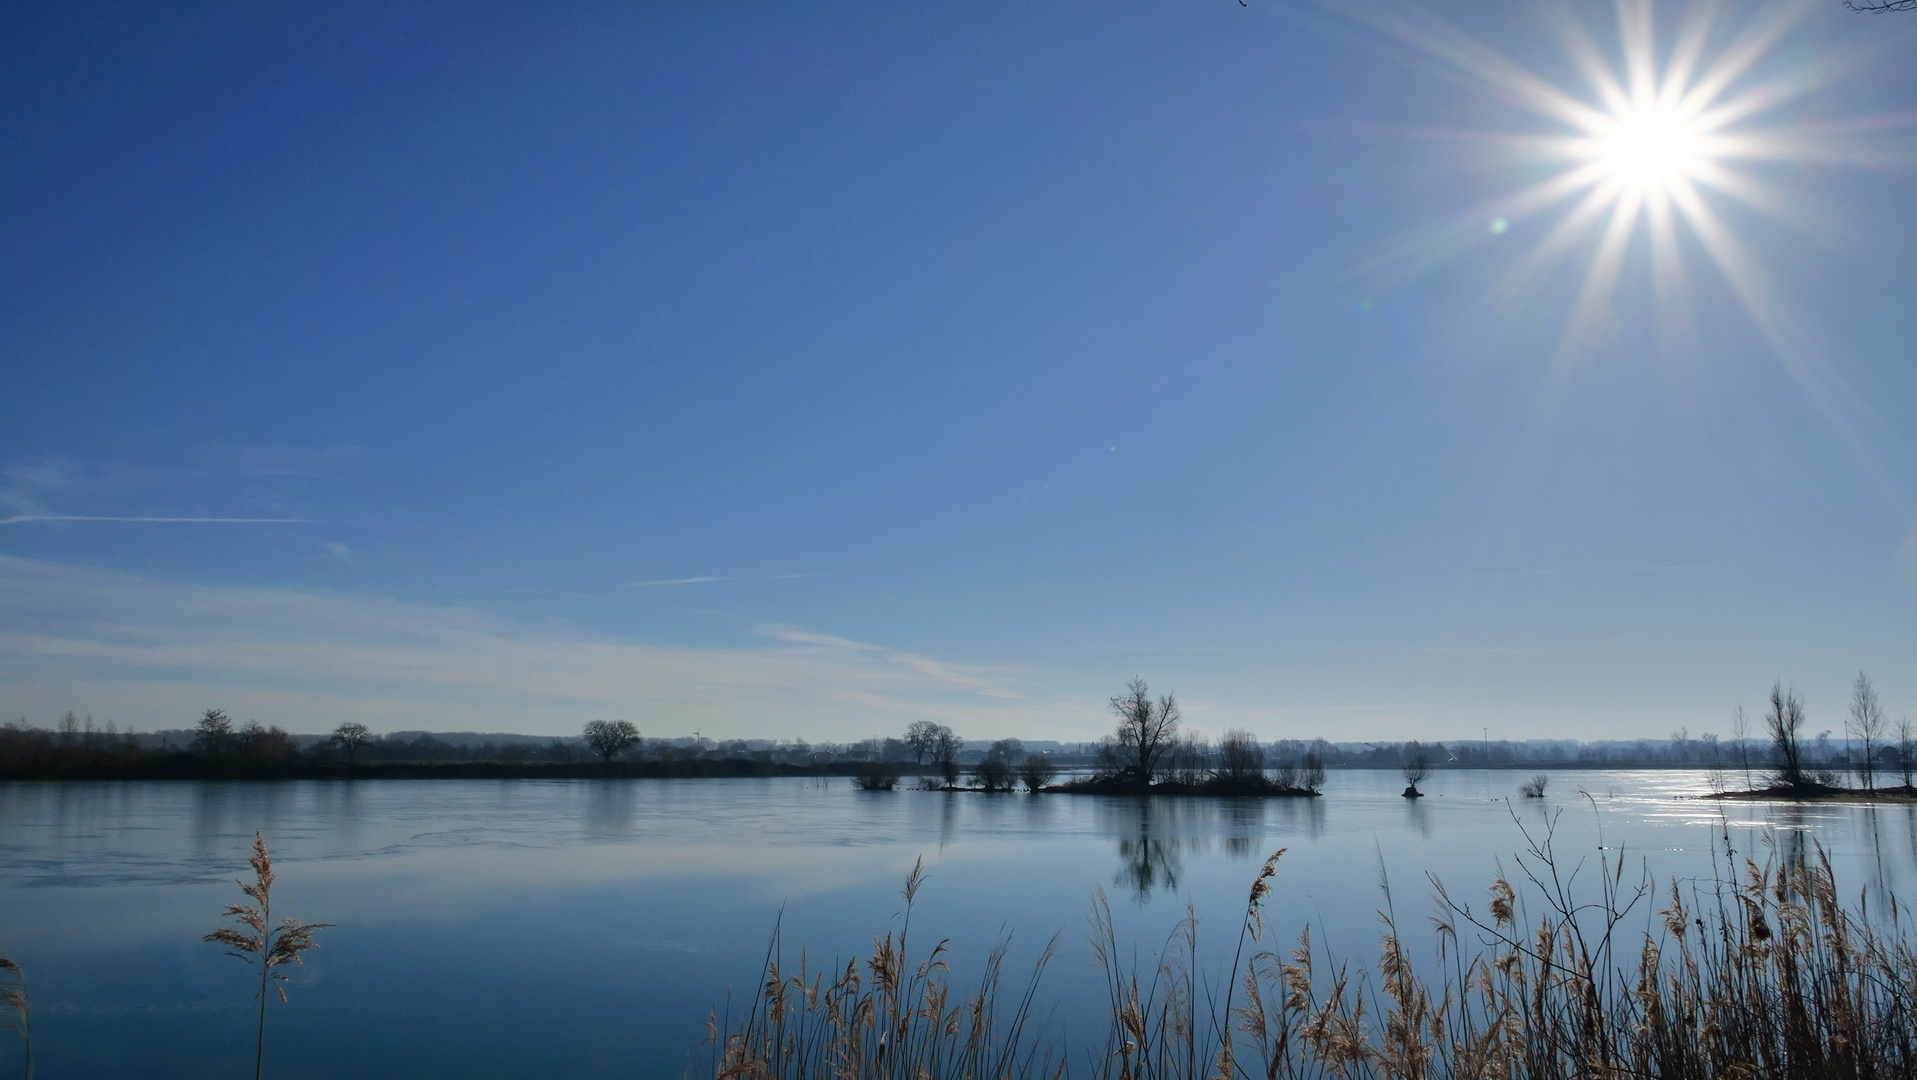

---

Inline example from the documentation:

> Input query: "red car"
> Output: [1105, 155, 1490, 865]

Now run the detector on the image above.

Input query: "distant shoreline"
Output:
[1703, 784, 1917, 804]
[0, 756, 906, 782]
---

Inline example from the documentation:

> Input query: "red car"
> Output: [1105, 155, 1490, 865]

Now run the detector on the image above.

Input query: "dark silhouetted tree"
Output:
[1766, 682, 1807, 788]
[1106, 677, 1180, 787]
[1216, 729, 1264, 783]
[330, 722, 372, 767]
[903, 721, 944, 766]
[931, 726, 961, 787]
[582, 719, 640, 763]
[1898, 718, 1916, 788]
[1400, 741, 1431, 797]
[1848, 671, 1885, 791]
[195, 709, 235, 756]
[1018, 753, 1057, 793]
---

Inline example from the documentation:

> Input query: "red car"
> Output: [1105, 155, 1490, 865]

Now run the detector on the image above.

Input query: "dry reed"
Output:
[714, 811, 1917, 1080]
[205, 832, 330, 1080]
[0, 948, 28, 1079]
[712, 856, 1061, 1080]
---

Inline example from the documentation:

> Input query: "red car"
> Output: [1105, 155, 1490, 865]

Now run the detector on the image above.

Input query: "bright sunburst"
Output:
[1593, 104, 1705, 190]
[1356, 0, 1892, 365]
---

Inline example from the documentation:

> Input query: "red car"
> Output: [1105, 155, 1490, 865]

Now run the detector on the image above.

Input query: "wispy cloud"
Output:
[624, 573, 821, 587]
[759, 626, 1022, 699]
[1465, 561, 1763, 578]
[0, 446, 355, 524]
[1, 515, 308, 526]
[0, 555, 1073, 738]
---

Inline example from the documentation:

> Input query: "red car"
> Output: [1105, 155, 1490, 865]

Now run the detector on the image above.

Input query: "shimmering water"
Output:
[2, 769, 1913, 1078]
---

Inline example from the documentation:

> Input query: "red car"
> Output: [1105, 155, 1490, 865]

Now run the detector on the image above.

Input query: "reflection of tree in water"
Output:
[1222, 799, 1265, 859]
[583, 779, 638, 837]
[1103, 797, 1215, 901]
[1116, 833, 1187, 899]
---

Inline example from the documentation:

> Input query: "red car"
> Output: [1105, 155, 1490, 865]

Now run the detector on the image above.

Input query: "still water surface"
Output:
[3, 769, 1914, 1078]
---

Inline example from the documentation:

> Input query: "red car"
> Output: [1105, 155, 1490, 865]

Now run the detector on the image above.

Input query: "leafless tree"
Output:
[1017, 753, 1057, 792]
[1766, 682, 1807, 789]
[932, 726, 962, 787]
[582, 719, 640, 763]
[1107, 677, 1180, 787]
[1731, 705, 1753, 791]
[330, 722, 372, 767]
[973, 757, 1014, 792]
[1844, 0, 1917, 12]
[1847, 671, 1886, 791]
[1299, 749, 1327, 794]
[1898, 718, 1916, 788]
[903, 721, 944, 766]
[1399, 740, 1431, 796]
[1216, 729, 1264, 783]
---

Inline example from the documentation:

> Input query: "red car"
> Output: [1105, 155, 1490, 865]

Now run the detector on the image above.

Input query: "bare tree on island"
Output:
[582, 719, 640, 763]
[1847, 671, 1886, 791]
[1731, 704, 1754, 791]
[1100, 677, 1180, 789]
[205, 833, 329, 1080]
[1900, 718, 1917, 790]
[1215, 729, 1264, 784]
[902, 721, 942, 766]
[1766, 682, 1808, 789]
[933, 726, 962, 788]
[1399, 740, 1431, 798]
[1017, 753, 1057, 792]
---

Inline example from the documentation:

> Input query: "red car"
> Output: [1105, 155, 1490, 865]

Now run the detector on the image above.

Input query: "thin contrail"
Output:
[0, 515, 308, 525]
[1466, 560, 1763, 578]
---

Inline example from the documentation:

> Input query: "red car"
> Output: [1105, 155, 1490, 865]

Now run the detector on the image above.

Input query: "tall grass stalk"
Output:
[205, 832, 330, 1080]
[0, 949, 28, 1079]
[713, 856, 1061, 1080]
[716, 814, 1917, 1079]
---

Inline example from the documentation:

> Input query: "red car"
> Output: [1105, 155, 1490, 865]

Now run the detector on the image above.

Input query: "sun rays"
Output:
[1348, 0, 1898, 364]
[1336, 0, 1915, 521]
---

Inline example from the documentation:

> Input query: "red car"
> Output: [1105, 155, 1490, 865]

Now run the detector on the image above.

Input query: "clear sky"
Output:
[2, 0, 1913, 743]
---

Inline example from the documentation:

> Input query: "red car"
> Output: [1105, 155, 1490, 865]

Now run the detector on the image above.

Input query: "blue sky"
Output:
[3, 0, 1914, 741]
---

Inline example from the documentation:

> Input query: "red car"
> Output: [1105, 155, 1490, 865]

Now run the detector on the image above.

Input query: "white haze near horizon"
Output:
[0, 554, 1903, 744]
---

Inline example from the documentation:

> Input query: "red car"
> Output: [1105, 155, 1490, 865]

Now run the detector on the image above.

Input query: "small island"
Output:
[1702, 676, 1917, 803]
[1048, 678, 1324, 796]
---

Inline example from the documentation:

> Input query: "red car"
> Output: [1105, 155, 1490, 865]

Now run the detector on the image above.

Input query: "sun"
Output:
[1592, 103, 1706, 192]
[1349, 0, 1882, 366]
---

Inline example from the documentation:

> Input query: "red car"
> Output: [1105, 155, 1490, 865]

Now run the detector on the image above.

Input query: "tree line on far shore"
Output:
[2, 671, 1903, 789]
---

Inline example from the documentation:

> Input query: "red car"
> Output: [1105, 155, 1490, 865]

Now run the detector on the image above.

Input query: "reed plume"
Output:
[205, 831, 331, 1080]
[713, 855, 1060, 1080]
[0, 948, 28, 1079]
[716, 813, 1917, 1080]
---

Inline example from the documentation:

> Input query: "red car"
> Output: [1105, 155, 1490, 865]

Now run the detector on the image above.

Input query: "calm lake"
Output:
[3, 769, 1913, 1078]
